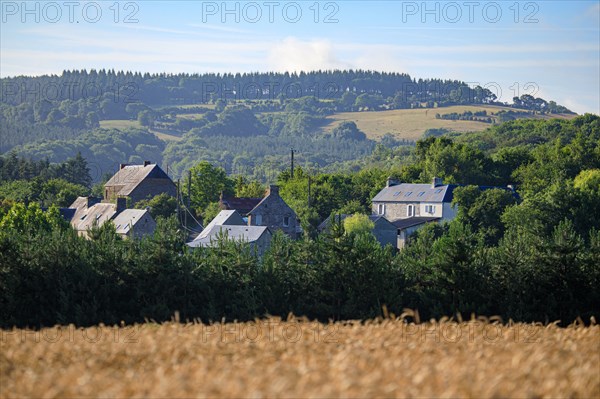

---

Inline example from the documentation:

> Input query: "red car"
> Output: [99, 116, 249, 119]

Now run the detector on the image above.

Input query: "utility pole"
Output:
[290, 148, 295, 178]
[186, 170, 192, 230]
[307, 174, 311, 208]
[176, 179, 180, 223]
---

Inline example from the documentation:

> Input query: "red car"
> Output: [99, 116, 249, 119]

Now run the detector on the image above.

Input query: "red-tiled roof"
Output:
[220, 197, 262, 215]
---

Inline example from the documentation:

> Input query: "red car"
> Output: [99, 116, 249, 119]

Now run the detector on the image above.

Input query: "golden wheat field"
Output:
[1, 315, 599, 398]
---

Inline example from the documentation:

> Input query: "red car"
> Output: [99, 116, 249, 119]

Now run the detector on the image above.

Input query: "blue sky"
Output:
[1, 1, 599, 113]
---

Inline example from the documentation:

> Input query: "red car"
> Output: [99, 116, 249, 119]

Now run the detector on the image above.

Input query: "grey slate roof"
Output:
[72, 203, 118, 231]
[104, 164, 171, 196]
[188, 225, 269, 248]
[392, 217, 440, 230]
[112, 209, 153, 235]
[197, 210, 245, 239]
[372, 184, 458, 203]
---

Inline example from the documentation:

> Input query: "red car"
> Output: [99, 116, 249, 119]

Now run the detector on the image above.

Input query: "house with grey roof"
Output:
[112, 209, 156, 239]
[372, 177, 457, 223]
[318, 214, 398, 248]
[247, 185, 298, 238]
[188, 210, 272, 257]
[372, 177, 517, 248]
[371, 177, 456, 248]
[104, 161, 176, 205]
[68, 196, 156, 239]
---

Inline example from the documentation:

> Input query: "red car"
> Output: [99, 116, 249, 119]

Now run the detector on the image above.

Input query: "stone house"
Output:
[371, 177, 517, 248]
[371, 177, 457, 223]
[112, 209, 156, 239]
[246, 185, 298, 238]
[103, 161, 176, 205]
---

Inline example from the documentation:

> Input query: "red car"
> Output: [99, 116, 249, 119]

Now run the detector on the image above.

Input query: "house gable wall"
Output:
[248, 187, 297, 237]
[128, 178, 177, 204]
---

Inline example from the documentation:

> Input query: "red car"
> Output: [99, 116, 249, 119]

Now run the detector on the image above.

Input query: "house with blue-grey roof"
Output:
[372, 177, 457, 248]
[372, 176, 516, 248]
[372, 177, 458, 223]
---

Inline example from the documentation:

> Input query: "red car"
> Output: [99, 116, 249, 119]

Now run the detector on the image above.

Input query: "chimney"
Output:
[86, 196, 100, 208]
[386, 176, 400, 187]
[143, 160, 151, 167]
[116, 197, 127, 213]
[432, 177, 443, 188]
[266, 185, 279, 197]
[119, 163, 128, 170]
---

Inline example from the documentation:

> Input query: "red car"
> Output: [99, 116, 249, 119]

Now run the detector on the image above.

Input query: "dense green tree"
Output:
[453, 186, 517, 245]
[138, 110, 155, 127]
[135, 193, 178, 219]
[188, 161, 234, 212]
[39, 179, 88, 207]
[343, 214, 374, 237]
[331, 121, 367, 141]
[234, 176, 265, 198]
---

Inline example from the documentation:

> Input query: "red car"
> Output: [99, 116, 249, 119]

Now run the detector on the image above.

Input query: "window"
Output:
[393, 191, 401, 196]
[417, 192, 425, 197]
[425, 205, 436, 214]
[377, 203, 385, 215]
[283, 216, 290, 227]
[407, 204, 415, 217]
[255, 214, 262, 226]
[435, 189, 443, 194]
[404, 191, 413, 197]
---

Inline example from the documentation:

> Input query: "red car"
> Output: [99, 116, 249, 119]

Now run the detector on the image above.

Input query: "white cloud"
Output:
[267, 37, 350, 72]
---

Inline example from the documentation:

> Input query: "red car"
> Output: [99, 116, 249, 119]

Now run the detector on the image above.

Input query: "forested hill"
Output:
[2, 70, 488, 106]
[1, 69, 573, 111]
